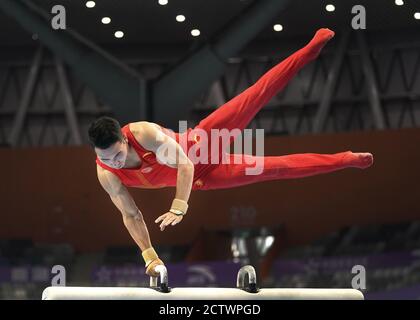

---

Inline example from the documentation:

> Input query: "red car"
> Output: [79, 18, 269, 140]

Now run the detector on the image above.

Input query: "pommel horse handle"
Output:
[236, 265, 258, 293]
[149, 265, 169, 293]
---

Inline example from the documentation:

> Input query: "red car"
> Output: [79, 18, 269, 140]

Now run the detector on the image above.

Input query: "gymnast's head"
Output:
[88, 116, 129, 169]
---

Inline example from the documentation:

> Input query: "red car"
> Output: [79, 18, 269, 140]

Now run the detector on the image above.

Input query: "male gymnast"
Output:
[88, 29, 374, 276]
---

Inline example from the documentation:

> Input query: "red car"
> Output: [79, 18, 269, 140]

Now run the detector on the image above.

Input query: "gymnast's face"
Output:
[95, 136, 129, 169]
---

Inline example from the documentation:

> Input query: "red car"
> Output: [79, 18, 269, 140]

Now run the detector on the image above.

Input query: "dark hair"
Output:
[88, 116, 123, 149]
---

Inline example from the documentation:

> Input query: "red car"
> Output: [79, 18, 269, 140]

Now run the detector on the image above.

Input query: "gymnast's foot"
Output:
[305, 28, 335, 61]
[343, 152, 374, 169]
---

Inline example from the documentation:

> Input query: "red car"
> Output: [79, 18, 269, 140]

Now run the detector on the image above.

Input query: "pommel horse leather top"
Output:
[42, 265, 364, 300]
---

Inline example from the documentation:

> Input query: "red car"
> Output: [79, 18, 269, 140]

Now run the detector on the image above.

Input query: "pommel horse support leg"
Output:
[42, 265, 364, 300]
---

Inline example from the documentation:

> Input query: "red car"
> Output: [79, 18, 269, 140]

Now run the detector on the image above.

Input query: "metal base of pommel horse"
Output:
[42, 265, 364, 300]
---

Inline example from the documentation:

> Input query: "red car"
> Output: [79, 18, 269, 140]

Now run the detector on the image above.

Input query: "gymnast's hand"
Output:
[155, 212, 184, 231]
[145, 258, 165, 277]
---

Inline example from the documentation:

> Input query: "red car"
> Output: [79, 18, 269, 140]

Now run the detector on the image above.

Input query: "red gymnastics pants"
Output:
[190, 29, 368, 190]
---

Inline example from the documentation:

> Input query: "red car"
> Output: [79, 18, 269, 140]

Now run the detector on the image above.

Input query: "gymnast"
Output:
[88, 28, 373, 277]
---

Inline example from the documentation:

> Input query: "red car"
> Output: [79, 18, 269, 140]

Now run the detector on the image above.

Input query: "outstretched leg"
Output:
[195, 28, 335, 136]
[198, 151, 373, 190]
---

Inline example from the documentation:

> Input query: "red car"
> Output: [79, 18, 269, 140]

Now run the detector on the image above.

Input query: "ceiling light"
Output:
[273, 24, 283, 32]
[114, 31, 124, 38]
[395, 0, 404, 5]
[415, 12, 420, 20]
[326, 4, 335, 12]
[86, 1, 96, 8]
[101, 17, 111, 24]
[176, 15, 186, 22]
[191, 29, 200, 37]
[158, 0, 168, 5]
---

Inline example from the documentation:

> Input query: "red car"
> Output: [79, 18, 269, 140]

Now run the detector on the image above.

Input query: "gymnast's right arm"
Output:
[96, 165, 164, 277]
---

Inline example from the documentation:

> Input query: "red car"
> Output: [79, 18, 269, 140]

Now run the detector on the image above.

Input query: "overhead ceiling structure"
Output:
[0, 0, 419, 47]
[0, 0, 419, 146]
[0, 0, 296, 130]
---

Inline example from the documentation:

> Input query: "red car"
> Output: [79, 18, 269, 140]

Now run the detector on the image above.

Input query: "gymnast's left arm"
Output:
[136, 122, 194, 231]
